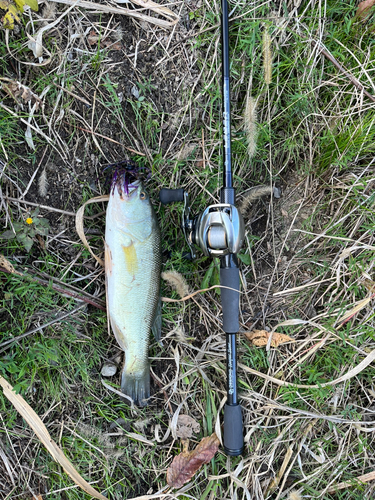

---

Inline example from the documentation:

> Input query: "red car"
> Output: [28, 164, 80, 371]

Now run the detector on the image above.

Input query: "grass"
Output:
[0, 0, 375, 499]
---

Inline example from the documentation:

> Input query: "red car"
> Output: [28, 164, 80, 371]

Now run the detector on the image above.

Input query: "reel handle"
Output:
[159, 188, 185, 205]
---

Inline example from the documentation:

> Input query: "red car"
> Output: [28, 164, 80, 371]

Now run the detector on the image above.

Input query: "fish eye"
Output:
[140, 191, 147, 200]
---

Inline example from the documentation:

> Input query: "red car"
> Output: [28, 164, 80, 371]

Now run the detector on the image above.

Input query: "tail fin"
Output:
[121, 366, 150, 407]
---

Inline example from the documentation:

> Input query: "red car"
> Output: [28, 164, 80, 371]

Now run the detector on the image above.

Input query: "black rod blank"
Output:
[220, 0, 244, 456]
[222, 0, 232, 189]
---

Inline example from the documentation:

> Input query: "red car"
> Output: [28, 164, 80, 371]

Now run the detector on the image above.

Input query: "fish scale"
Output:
[105, 179, 161, 406]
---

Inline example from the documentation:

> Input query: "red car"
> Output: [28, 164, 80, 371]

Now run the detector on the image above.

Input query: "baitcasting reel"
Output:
[159, 188, 245, 260]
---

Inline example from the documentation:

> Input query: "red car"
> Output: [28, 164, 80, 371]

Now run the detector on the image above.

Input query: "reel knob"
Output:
[159, 188, 185, 205]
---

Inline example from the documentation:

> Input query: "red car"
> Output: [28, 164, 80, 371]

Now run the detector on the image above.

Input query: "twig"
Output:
[161, 284, 244, 303]
[0, 304, 87, 351]
[4, 196, 105, 219]
[0, 266, 106, 311]
[4, 196, 76, 215]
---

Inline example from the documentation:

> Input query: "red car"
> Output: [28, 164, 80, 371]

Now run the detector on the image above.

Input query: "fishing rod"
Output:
[159, 0, 245, 456]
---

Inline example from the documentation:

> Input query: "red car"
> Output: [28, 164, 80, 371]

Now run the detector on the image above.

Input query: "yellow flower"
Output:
[26, 217, 33, 225]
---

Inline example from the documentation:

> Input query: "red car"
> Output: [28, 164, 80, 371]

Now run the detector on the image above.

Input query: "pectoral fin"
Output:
[122, 241, 138, 276]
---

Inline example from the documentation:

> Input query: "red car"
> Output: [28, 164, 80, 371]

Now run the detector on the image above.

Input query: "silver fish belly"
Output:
[105, 180, 161, 406]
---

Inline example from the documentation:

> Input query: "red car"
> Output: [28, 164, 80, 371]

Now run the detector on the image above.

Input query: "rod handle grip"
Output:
[159, 188, 185, 205]
[220, 266, 240, 333]
[223, 403, 244, 456]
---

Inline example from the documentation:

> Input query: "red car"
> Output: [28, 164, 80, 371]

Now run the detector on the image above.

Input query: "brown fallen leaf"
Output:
[1, 79, 41, 109]
[87, 29, 99, 45]
[281, 208, 289, 217]
[87, 30, 123, 50]
[167, 433, 220, 489]
[356, 0, 375, 20]
[0, 254, 22, 275]
[176, 415, 200, 440]
[244, 329, 294, 348]
[36, 234, 46, 250]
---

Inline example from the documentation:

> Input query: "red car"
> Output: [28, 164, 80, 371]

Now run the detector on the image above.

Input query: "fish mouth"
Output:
[104, 160, 150, 196]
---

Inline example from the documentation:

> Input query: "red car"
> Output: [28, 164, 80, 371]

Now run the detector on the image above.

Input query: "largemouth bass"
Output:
[105, 172, 161, 406]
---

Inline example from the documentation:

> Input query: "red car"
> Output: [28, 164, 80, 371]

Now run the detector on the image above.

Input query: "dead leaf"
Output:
[176, 415, 200, 440]
[36, 234, 45, 250]
[356, 0, 375, 20]
[27, 1, 74, 59]
[167, 433, 220, 488]
[0, 0, 37, 29]
[87, 30, 123, 50]
[2, 4, 19, 29]
[76, 194, 110, 267]
[103, 40, 122, 50]
[336, 292, 375, 328]
[0, 254, 22, 275]
[244, 329, 294, 347]
[0, 375, 108, 500]
[87, 30, 102, 45]
[267, 446, 294, 493]
[15, 83, 40, 106]
[1, 79, 42, 109]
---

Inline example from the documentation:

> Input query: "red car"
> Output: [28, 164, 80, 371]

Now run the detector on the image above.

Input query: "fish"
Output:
[105, 166, 161, 406]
